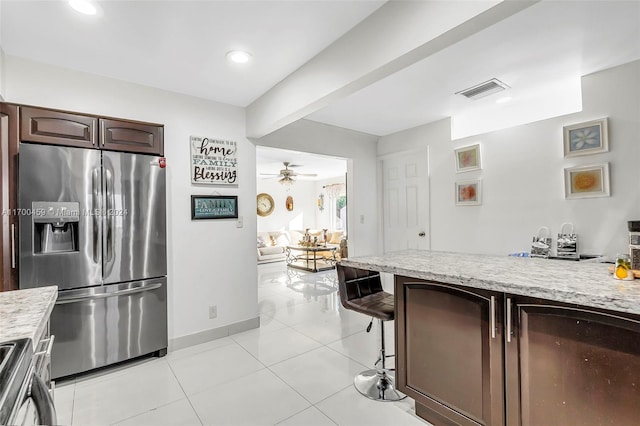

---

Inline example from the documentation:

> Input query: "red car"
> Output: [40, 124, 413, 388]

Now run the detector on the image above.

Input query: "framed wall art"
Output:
[455, 180, 482, 206]
[563, 118, 608, 157]
[454, 144, 481, 172]
[564, 163, 610, 199]
[190, 135, 238, 185]
[191, 195, 238, 220]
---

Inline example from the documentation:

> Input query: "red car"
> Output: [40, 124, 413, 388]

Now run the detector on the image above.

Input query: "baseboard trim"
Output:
[168, 316, 260, 352]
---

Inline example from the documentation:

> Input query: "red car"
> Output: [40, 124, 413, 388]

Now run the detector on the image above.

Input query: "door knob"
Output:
[418, 232, 426, 237]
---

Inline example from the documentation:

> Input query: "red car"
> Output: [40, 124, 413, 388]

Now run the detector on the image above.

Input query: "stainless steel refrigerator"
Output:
[18, 142, 167, 379]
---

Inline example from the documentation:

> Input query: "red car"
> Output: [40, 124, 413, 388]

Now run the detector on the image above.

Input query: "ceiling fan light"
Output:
[279, 176, 294, 188]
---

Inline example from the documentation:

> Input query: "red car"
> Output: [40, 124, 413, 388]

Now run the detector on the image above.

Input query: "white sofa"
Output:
[257, 230, 346, 264]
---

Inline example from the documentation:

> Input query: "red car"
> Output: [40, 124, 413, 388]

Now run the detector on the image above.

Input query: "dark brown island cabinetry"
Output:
[505, 296, 640, 426]
[20, 106, 98, 148]
[395, 278, 505, 426]
[395, 276, 640, 426]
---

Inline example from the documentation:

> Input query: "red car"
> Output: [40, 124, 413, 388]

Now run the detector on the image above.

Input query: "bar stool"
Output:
[336, 264, 406, 401]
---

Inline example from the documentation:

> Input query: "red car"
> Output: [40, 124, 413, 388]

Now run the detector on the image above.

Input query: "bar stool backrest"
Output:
[336, 264, 383, 307]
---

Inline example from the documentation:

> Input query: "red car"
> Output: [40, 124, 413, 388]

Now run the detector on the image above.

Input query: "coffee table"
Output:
[285, 245, 337, 272]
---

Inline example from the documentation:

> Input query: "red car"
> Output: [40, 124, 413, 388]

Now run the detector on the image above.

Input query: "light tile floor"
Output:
[54, 262, 431, 426]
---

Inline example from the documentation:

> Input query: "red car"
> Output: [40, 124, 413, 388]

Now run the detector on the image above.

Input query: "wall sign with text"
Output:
[191, 195, 238, 220]
[190, 136, 238, 185]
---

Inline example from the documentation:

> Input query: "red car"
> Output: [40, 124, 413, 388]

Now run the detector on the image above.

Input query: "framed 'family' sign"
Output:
[191, 195, 238, 220]
[190, 136, 238, 185]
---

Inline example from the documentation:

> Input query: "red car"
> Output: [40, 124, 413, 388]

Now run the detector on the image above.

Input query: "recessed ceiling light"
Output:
[496, 96, 513, 104]
[69, 0, 97, 15]
[226, 50, 252, 64]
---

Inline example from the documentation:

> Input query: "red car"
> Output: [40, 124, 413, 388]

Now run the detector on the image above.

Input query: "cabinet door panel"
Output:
[507, 300, 640, 426]
[396, 278, 503, 426]
[20, 107, 97, 147]
[0, 103, 19, 291]
[100, 119, 163, 155]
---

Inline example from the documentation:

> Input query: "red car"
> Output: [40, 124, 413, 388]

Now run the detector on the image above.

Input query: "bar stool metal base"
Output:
[354, 369, 406, 401]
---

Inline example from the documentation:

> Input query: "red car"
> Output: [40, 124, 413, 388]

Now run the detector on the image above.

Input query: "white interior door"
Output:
[382, 149, 429, 252]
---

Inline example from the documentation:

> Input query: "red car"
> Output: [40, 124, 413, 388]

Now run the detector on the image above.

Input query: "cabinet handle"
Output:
[11, 223, 16, 269]
[34, 335, 55, 357]
[506, 297, 512, 343]
[490, 295, 496, 339]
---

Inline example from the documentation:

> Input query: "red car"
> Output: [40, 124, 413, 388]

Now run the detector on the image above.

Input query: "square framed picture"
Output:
[564, 163, 610, 199]
[191, 195, 238, 220]
[563, 118, 608, 157]
[455, 180, 482, 205]
[454, 144, 481, 172]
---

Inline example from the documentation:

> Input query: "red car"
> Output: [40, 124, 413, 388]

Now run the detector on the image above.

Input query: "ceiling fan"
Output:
[260, 161, 317, 186]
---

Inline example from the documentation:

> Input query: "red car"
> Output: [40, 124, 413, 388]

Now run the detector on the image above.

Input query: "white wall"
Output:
[378, 60, 640, 257]
[256, 179, 316, 232]
[0, 47, 5, 101]
[255, 174, 346, 233]
[253, 119, 379, 256]
[4, 55, 258, 341]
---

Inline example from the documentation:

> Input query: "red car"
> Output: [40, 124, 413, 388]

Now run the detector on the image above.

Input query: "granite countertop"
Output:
[340, 250, 640, 316]
[0, 286, 58, 347]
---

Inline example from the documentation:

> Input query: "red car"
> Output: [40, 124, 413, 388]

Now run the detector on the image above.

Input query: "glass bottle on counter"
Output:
[613, 254, 635, 281]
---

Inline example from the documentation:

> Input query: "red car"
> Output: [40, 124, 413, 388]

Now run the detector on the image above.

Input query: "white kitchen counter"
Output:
[0, 286, 58, 346]
[340, 250, 640, 316]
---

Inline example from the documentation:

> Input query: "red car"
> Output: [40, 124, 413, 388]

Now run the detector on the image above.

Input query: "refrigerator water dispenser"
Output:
[32, 201, 80, 254]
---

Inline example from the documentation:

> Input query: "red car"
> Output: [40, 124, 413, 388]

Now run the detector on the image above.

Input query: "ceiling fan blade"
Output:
[294, 173, 318, 177]
[260, 173, 280, 176]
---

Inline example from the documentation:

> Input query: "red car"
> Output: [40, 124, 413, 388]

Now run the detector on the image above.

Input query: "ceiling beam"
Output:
[246, 0, 538, 139]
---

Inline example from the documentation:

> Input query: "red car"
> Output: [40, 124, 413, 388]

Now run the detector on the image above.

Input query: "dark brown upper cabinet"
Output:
[20, 106, 97, 148]
[100, 119, 164, 155]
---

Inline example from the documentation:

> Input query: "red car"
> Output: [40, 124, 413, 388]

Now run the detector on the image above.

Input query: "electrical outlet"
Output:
[209, 305, 217, 319]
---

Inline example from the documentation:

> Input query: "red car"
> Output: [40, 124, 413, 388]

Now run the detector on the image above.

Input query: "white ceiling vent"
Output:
[456, 78, 509, 100]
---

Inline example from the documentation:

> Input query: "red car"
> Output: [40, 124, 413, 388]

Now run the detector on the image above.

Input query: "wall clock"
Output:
[257, 193, 275, 217]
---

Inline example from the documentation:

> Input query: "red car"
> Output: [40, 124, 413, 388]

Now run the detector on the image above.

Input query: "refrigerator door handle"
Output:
[91, 168, 101, 264]
[104, 168, 115, 263]
[56, 282, 163, 304]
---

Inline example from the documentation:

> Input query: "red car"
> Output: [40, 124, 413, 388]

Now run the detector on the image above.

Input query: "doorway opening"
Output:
[255, 145, 348, 237]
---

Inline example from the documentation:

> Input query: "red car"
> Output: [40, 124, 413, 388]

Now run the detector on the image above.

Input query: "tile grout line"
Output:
[165, 360, 206, 426]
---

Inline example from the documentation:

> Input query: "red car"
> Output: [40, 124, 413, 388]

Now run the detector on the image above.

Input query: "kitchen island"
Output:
[340, 250, 640, 426]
